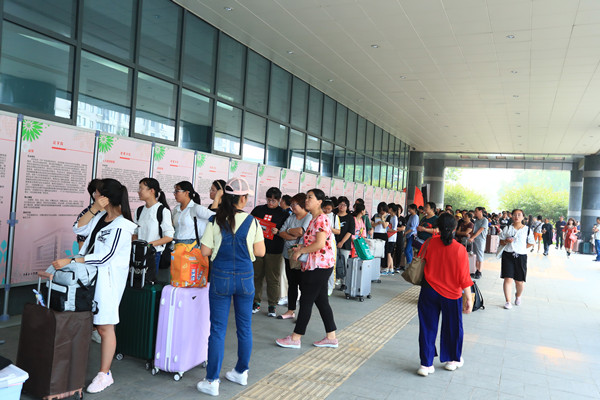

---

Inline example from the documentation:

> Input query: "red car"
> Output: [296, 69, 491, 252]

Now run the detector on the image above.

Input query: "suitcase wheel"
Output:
[345, 294, 350, 300]
[202, 361, 207, 368]
[115, 353, 124, 361]
[151, 367, 159, 376]
[359, 297, 365, 302]
[145, 361, 151, 370]
[367, 295, 372, 299]
[174, 372, 183, 381]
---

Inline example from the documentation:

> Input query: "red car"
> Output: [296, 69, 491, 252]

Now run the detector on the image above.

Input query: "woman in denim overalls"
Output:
[196, 177, 266, 397]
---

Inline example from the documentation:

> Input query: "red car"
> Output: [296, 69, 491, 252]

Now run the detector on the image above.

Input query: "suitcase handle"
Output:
[37, 271, 53, 308]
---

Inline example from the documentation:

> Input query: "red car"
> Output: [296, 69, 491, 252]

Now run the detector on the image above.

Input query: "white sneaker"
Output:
[196, 379, 219, 396]
[417, 365, 435, 376]
[91, 330, 102, 344]
[515, 295, 521, 306]
[87, 371, 114, 393]
[225, 368, 248, 386]
[278, 297, 288, 306]
[444, 357, 464, 371]
[504, 302, 513, 310]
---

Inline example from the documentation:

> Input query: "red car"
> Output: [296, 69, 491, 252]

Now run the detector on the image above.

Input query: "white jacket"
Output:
[73, 213, 136, 325]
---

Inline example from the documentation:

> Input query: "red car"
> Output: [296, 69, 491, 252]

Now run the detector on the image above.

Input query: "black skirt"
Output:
[500, 251, 527, 282]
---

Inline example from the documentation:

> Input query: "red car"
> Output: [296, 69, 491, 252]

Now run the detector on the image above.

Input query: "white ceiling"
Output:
[174, 0, 600, 156]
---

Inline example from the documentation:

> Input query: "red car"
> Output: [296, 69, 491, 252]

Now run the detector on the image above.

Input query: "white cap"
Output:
[225, 177, 254, 196]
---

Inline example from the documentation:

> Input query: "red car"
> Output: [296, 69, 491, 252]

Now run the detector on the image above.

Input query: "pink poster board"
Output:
[195, 153, 230, 208]
[343, 181, 355, 205]
[280, 169, 300, 197]
[394, 191, 401, 205]
[372, 187, 383, 216]
[257, 165, 282, 202]
[331, 178, 344, 198]
[316, 176, 331, 196]
[152, 145, 194, 210]
[354, 183, 365, 203]
[229, 160, 257, 212]
[12, 120, 95, 284]
[364, 185, 374, 217]
[300, 172, 318, 193]
[96, 134, 152, 212]
[0, 114, 17, 285]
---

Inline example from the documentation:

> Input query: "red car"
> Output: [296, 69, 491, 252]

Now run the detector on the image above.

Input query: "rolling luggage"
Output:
[345, 258, 372, 302]
[17, 274, 92, 400]
[353, 237, 374, 260]
[365, 238, 385, 258]
[370, 257, 382, 283]
[115, 283, 165, 369]
[582, 241, 591, 254]
[468, 253, 477, 274]
[485, 235, 500, 254]
[152, 285, 210, 381]
[573, 239, 581, 253]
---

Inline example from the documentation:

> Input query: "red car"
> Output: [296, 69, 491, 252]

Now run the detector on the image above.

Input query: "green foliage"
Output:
[499, 184, 568, 222]
[444, 183, 489, 210]
[444, 167, 462, 182]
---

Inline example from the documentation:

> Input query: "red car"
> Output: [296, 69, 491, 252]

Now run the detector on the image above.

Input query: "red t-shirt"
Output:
[423, 237, 473, 299]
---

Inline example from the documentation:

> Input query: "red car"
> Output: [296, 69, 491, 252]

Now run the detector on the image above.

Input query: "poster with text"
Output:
[0, 114, 17, 285]
[331, 178, 344, 199]
[343, 181, 355, 205]
[354, 183, 365, 203]
[372, 187, 383, 216]
[364, 185, 374, 217]
[257, 165, 282, 202]
[397, 191, 407, 215]
[152, 144, 194, 209]
[300, 172, 318, 193]
[12, 120, 95, 284]
[280, 169, 300, 197]
[195, 153, 230, 208]
[229, 160, 257, 212]
[96, 133, 152, 212]
[316, 176, 331, 196]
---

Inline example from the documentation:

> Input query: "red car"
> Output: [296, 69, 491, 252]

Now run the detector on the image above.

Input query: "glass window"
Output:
[381, 132, 388, 161]
[307, 87, 323, 136]
[139, 0, 181, 78]
[0, 22, 73, 118]
[267, 121, 288, 168]
[357, 116, 366, 152]
[321, 141, 334, 177]
[180, 88, 212, 152]
[354, 153, 364, 183]
[322, 96, 335, 141]
[289, 129, 305, 171]
[269, 64, 291, 123]
[214, 101, 242, 155]
[345, 151, 355, 182]
[380, 164, 387, 187]
[366, 122, 375, 156]
[335, 103, 347, 145]
[305, 135, 320, 173]
[245, 50, 269, 113]
[374, 127, 383, 160]
[290, 78, 308, 130]
[182, 15, 217, 93]
[82, 0, 135, 60]
[392, 167, 398, 190]
[372, 161, 380, 187]
[347, 110, 357, 150]
[334, 146, 345, 178]
[78, 52, 131, 136]
[134, 73, 176, 140]
[364, 157, 372, 185]
[4, 0, 74, 37]
[216, 34, 245, 104]
[387, 165, 394, 189]
[242, 113, 266, 164]
[388, 136, 395, 164]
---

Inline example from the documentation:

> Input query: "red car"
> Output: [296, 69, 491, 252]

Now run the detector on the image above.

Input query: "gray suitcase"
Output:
[371, 257, 382, 283]
[345, 258, 372, 302]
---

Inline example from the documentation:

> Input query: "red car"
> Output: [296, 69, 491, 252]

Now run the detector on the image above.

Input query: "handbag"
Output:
[288, 248, 303, 270]
[401, 238, 431, 285]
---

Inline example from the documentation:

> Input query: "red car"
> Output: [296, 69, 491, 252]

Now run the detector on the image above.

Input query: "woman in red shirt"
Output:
[417, 213, 473, 377]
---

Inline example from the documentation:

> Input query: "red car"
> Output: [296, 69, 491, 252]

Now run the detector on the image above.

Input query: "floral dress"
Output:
[302, 214, 335, 271]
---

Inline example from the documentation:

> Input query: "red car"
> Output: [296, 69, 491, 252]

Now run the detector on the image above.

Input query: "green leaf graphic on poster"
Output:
[0, 240, 6, 263]
[331, 180, 335, 189]
[154, 145, 166, 161]
[230, 160, 238, 172]
[301, 173, 306, 183]
[281, 170, 287, 180]
[259, 165, 266, 177]
[22, 119, 45, 142]
[317, 176, 322, 185]
[196, 153, 206, 168]
[98, 134, 115, 153]
[64, 241, 80, 257]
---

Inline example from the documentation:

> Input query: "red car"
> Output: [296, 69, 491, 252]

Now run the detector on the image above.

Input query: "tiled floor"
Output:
[2, 247, 600, 399]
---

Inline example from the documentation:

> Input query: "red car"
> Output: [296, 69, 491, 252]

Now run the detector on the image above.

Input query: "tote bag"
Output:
[401, 239, 431, 285]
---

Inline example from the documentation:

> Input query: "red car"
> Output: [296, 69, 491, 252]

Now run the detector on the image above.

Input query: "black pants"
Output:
[543, 236, 551, 254]
[556, 232, 563, 248]
[374, 232, 388, 269]
[284, 258, 302, 311]
[294, 268, 337, 336]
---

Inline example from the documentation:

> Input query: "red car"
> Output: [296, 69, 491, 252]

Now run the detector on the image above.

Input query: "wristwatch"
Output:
[70, 258, 76, 264]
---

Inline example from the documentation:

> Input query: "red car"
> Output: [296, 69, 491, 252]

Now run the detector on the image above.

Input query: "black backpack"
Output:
[136, 205, 172, 270]
[471, 281, 485, 311]
[130, 240, 157, 288]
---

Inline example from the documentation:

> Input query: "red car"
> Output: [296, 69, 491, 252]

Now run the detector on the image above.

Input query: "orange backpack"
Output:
[170, 216, 209, 287]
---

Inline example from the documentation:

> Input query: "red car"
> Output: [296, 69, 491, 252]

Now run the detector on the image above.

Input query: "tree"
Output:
[444, 167, 462, 182]
[444, 183, 490, 210]
[499, 184, 568, 222]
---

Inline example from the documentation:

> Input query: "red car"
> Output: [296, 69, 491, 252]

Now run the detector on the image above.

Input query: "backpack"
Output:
[45, 263, 98, 313]
[136, 205, 172, 270]
[471, 281, 485, 311]
[130, 240, 157, 288]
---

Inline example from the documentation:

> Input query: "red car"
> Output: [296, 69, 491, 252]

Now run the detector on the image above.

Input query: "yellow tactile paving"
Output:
[232, 286, 420, 400]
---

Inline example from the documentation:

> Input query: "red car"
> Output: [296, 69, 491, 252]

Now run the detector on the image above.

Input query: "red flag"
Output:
[413, 186, 424, 208]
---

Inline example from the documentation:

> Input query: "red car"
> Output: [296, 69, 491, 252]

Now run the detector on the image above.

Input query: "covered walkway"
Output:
[2, 248, 599, 399]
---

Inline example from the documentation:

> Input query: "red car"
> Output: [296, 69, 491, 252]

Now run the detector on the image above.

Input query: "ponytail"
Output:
[352, 203, 365, 217]
[157, 190, 170, 210]
[215, 191, 242, 232]
[176, 180, 201, 205]
[140, 177, 170, 210]
[99, 178, 132, 221]
[436, 213, 456, 246]
[120, 185, 132, 221]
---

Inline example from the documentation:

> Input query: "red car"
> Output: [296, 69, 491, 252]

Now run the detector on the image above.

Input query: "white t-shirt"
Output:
[388, 215, 398, 243]
[201, 212, 264, 262]
[499, 225, 535, 255]
[373, 214, 387, 234]
[172, 201, 215, 241]
[133, 203, 175, 252]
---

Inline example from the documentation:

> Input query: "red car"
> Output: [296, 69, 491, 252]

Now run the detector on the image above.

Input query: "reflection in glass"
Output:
[214, 101, 242, 155]
[183, 16, 217, 93]
[321, 141, 333, 177]
[135, 73, 176, 140]
[381, 132, 389, 162]
[217, 34, 245, 104]
[366, 121, 375, 155]
[354, 153, 364, 183]
[347, 110, 357, 149]
[356, 116, 366, 151]
[372, 162, 380, 187]
[267, 122, 288, 168]
[245, 50, 269, 113]
[322, 96, 335, 141]
[78, 52, 131, 135]
[334, 146, 345, 178]
[139, 0, 181, 78]
[364, 158, 372, 185]
[290, 78, 308, 130]
[5, 0, 74, 37]
[345, 151, 355, 182]
[269, 65, 291, 123]
[305, 135, 320, 173]
[374, 127, 382, 160]
[307, 87, 323, 136]
[289, 129, 305, 171]
[180, 89, 212, 152]
[387, 165, 394, 189]
[243, 113, 266, 164]
[82, 0, 134, 60]
[335, 103, 347, 145]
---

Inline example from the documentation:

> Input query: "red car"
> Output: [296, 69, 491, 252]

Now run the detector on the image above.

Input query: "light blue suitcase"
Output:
[345, 258, 372, 302]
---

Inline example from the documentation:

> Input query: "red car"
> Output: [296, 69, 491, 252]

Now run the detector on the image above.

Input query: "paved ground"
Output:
[2, 246, 599, 399]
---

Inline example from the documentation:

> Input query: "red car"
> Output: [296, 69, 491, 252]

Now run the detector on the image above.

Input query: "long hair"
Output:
[215, 188, 243, 232]
[87, 179, 102, 201]
[212, 179, 227, 192]
[100, 178, 132, 221]
[140, 177, 170, 210]
[352, 203, 365, 217]
[176, 180, 201, 205]
[437, 213, 456, 246]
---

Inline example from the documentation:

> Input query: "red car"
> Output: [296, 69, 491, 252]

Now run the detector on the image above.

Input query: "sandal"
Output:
[277, 313, 295, 320]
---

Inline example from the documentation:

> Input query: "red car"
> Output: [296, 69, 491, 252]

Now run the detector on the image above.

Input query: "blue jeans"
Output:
[405, 235, 414, 264]
[206, 270, 254, 380]
[154, 251, 162, 275]
[595, 240, 600, 260]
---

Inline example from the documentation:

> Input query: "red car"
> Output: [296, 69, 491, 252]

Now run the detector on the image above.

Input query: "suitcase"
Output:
[468, 253, 477, 274]
[371, 258, 382, 283]
[17, 275, 92, 400]
[152, 285, 210, 380]
[345, 258, 372, 301]
[365, 238, 385, 258]
[485, 235, 500, 253]
[115, 283, 165, 369]
[582, 241, 591, 254]
[353, 237, 374, 260]
[573, 239, 581, 252]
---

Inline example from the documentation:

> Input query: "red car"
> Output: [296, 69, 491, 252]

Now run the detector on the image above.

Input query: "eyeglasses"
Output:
[266, 198, 279, 204]
[173, 190, 185, 194]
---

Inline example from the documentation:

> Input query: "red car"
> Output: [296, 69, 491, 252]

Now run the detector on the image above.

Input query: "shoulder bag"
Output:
[401, 238, 431, 285]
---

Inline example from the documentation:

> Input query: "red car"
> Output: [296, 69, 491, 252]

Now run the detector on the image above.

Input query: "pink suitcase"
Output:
[468, 253, 477, 274]
[151, 285, 210, 381]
